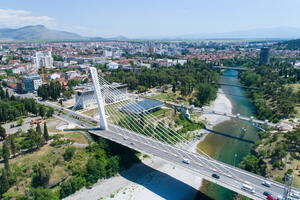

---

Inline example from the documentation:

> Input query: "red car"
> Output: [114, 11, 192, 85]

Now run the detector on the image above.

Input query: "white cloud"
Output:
[0, 9, 56, 28]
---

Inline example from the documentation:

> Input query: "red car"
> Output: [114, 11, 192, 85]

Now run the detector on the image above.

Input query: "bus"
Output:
[241, 184, 255, 194]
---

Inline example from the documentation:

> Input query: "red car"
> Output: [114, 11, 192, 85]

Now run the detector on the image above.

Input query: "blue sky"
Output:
[1, 0, 300, 38]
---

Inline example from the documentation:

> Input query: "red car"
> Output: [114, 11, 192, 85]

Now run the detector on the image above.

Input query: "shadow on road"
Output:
[205, 128, 254, 144]
[119, 161, 202, 200]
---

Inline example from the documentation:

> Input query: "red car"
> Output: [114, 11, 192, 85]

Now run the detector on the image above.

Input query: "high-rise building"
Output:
[32, 51, 53, 68]
[260, 47, 270, 64]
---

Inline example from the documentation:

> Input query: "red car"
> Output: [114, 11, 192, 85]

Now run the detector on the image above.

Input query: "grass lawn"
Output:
[151, 108, 170, 117]
[64, 132, 89, 144]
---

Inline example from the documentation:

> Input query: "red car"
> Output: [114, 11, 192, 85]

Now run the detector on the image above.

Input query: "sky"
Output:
[1, 0, 300, 38]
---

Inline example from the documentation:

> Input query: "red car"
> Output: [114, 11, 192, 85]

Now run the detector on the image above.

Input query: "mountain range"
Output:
[1, 25, 300, 41]
[0, 25, 128, 41]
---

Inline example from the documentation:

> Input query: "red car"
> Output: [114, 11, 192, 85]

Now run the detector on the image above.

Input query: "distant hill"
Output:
[0, 25, 129, 41]
[276, 39, 300, 50]
[0, 25, 85, 41]
[143, 27, 300, 40]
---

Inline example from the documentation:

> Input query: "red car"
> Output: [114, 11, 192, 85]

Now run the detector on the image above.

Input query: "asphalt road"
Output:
[14, 92, 300, 200]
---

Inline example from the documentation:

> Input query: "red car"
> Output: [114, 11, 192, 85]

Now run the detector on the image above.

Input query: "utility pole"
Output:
[234, 153, 237, 167]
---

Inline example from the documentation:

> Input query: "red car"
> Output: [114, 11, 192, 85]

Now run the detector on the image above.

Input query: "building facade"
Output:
[75, 83, 128, 109]
[21, 74, 42, 93]
[260, 47, 270, 64]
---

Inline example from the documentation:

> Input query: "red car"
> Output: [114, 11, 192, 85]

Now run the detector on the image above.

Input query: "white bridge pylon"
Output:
[90, 67, 108, 130]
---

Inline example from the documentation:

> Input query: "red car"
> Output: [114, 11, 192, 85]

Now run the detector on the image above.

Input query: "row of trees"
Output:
[0, 87, 53, 124]
[37, 81, 75, 101]
[239, 62, 300, 121]
[106, 59, 220, 106]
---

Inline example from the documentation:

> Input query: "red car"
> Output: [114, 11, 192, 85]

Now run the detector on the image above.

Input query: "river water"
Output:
[195, 70, 259, 200]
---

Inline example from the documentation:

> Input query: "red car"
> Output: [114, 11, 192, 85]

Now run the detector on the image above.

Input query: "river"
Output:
[196, 70, 259, 200]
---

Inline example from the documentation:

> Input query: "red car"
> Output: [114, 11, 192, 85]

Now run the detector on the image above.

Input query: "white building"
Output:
[103, 50, 113, 58]
[75, 83, 128, 109]
[49, 73, 61, 80]
[106, 62, 119, 70]
[32, 51, 53, 69]
[65, 71, 80, 79]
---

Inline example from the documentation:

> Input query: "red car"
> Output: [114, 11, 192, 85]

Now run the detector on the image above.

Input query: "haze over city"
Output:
[1, 0, 300, 38]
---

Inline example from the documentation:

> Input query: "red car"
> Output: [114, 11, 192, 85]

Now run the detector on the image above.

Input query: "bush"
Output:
[63, 146, 76, 161]
[60, 176, 86, 198]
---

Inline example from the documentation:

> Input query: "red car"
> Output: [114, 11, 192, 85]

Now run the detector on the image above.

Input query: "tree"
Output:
[5, 89, 9, 99]
[36, 123, 42, 136]
[17, 118, 24, 126]
[63, 146, 76, 161]
[2, 141, 10, 170]
[0, 125, 6, 139]
[43, 122, 49, 141]
[8, 135, 16, 157]
[27, 129, 43, 150]
[30, 187, 58, 200]
[32, 163, 51, 187]
[0, 168, 9, 194]
[39, 106, 45, 118]
[46, 107, 54, 118]
[58, 99, 63, 106]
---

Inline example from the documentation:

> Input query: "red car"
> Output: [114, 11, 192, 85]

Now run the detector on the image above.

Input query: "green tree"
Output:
[2, 141, 10, 170]
[39, 106, 45, 118]
[32, 163, 51, 187]
[0, 125, 7, 139]
[63, 146, 76, 161]
[17, 118, 24, 126]
[30, 187, 58, 200]
[46, 107, 54, 118]
[8, 135, 16, 157]
[43, 122, 49, 141]
[36, 123, 42, 136]
[0, 168, 10, 195]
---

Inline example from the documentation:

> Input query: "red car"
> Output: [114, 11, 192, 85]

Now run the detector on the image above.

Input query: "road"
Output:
[14, 91, 300, 200]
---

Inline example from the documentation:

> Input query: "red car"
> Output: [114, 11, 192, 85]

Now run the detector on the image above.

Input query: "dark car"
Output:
[212, 173, 220, 179]
[264, 191, 272, 196]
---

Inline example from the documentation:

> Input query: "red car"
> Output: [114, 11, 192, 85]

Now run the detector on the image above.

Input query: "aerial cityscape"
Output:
[0, 1, 299, 200]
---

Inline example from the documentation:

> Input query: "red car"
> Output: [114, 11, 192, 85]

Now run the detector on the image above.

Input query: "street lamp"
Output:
[234, 154, 237, 167]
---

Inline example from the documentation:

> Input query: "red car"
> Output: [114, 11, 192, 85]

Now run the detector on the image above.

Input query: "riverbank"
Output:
[65, 89, 233, 200]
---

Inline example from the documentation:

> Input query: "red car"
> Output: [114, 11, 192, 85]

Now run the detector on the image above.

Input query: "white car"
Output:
[290, 193, 300, 199]
[182, 158, 190, 164]
[277, 195, 283, 200]
[261, 181, 271, 187]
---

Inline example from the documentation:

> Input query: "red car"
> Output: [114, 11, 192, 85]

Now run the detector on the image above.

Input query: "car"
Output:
[224, 112, 227, 116]
[264, 191, 272, 196]
[182, 158, 190, 164]
[123, 137, 127, 140]
[290, 193, 300, 199]
[262, 181, 271, 187]
[212, 173, 220, 179]
[267, 195, 277, 200]
[267, 195, 275, 200]
[130, 142, 135, 145]
[277, 195, 283, 200]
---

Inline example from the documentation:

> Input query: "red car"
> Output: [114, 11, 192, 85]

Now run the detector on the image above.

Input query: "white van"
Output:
[241, 184, 255, 194]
